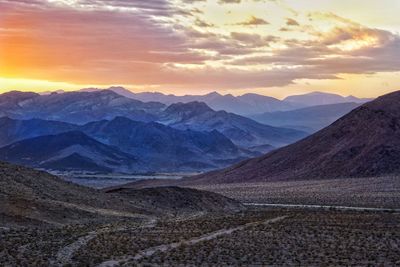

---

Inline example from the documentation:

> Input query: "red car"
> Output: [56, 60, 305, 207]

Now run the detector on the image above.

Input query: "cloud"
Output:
[194, 18, 214, 27]
[286, 18, 299, 26]
[235, 16, 269, 26]
[1, 1, 400, 91]
[218, 0, 241, 4]
[230, 32, 278, 47]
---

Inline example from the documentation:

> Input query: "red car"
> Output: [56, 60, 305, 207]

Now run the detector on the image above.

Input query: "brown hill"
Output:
[179, 90, 400, 184]
[0, 162, 243, 227]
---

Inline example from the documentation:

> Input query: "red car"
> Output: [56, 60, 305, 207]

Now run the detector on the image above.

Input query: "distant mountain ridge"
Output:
[108, 87, 299, 115]
[108, 87, 371, 115]
[284, 91, 373, 106]
[251, 102, 362, 132]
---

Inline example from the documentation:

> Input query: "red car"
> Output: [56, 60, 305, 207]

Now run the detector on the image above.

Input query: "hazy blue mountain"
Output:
[159, 101, 308, 148]
[108, 87, 300, 115]
[251, 102, 361, 133]
[80, 116, 257, 171]
[0, 131, 141, 173]
[0, 117, 76, 147]
[284, 91, 373, 107]
[0, 90, 165, 124]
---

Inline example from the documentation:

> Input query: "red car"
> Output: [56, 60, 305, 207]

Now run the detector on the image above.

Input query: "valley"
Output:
[0, 89, 399, 266]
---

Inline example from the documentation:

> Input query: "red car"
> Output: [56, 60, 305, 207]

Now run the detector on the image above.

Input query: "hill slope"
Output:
[159, 102, 307, 148]
[184, 90, 400, 184]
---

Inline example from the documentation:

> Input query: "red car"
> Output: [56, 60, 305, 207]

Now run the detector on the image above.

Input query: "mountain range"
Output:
[181, 90, 400, 184]
[0, 88, 374, 174]
[0, 117, 257, 173]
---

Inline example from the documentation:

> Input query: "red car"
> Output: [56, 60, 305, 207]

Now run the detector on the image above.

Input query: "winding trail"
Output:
[52, 217, 157, 266]
[98, 215, 287, 267]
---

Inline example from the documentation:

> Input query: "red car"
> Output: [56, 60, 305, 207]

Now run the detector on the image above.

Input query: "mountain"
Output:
[251, 102, 361, 133]
[184, 90, 400, 184]
[0, 90, 165, 124]
[0, 91, 40, 118]
[108, 87, 300, 115]
[80, 116, 256, 171]
[284, 91, 372, 106]
[0, 131, 141, 173]
[159, 101, 308, 148]
[0, 117, 76, 147]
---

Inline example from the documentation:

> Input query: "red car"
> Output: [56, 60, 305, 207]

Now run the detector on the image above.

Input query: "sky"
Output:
[1, 0, 400, 98]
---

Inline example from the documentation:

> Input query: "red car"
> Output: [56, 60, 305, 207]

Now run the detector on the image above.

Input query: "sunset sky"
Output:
[1, 0, 399, 98]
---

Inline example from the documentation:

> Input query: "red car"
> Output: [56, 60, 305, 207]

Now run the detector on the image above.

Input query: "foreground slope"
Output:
[186, 90, 400, 184]
[0, 162, 243, 227]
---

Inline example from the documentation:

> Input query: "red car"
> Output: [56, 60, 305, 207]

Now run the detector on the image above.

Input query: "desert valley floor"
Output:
[1, 207, 399, 266]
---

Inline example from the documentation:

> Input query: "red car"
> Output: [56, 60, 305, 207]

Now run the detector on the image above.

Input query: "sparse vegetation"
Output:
[2, 209, 399, 266]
